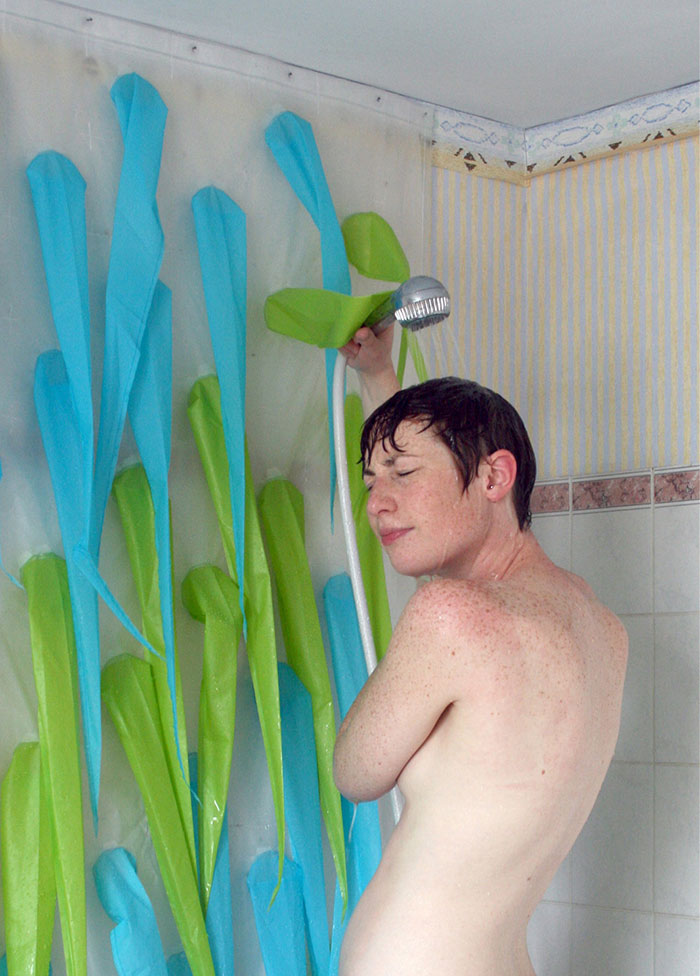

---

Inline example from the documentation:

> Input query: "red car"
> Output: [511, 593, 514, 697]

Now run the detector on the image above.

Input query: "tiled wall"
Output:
[526, 467, 699, 975]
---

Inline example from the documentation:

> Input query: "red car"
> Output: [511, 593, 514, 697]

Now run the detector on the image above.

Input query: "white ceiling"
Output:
[77, 0, 698, 127]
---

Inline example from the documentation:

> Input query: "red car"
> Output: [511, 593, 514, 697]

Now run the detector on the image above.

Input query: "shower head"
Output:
[362, 275, 450, 335]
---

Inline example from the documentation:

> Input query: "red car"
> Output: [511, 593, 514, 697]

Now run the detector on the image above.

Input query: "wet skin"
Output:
[333, 423, 628, 976]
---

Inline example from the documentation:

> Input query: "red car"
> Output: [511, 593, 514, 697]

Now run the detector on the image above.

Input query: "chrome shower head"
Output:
[362, 275, 450, 335]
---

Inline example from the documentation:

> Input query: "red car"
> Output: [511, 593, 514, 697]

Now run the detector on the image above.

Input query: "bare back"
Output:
[337, 552, 627, 976]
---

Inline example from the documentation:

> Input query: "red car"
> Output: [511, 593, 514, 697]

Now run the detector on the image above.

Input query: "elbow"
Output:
[333, 742, 394, 804]
[332, 740, 355, 801]
[336, 776, 388, 805]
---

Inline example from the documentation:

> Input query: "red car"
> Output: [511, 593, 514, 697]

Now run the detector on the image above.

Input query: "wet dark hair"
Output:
[360, 376, 537, 530]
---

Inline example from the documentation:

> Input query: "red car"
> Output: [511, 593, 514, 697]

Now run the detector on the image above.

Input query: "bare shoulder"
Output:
[403, 576, 506, 617]
[558, 567, 629, 657]
[395, 577, 514, 657]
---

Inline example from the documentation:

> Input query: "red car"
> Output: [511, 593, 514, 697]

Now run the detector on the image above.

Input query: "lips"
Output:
[378, 527, 411, 546]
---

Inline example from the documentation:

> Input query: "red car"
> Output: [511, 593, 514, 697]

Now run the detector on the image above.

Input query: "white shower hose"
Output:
[332, 350, 403, 826]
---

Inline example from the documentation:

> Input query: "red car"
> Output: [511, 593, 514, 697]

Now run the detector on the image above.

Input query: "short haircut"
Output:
[360, 376, 537, 530]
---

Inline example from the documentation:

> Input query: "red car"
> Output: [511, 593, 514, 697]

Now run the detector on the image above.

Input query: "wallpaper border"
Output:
[433, 82, 700, 183]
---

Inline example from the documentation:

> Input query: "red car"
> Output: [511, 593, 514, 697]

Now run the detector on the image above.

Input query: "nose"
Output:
[366, 479, 395, 518]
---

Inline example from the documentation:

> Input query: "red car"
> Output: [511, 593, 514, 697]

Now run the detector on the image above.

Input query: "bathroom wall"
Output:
[430, 111, 699, 974]
[528, 471, 699, 976]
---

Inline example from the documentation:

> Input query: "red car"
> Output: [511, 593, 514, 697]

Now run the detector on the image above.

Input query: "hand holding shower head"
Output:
[362, 275, 450, 335]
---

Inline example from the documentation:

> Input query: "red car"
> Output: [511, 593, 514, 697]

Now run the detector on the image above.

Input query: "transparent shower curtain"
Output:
[0, 5, 429, 972]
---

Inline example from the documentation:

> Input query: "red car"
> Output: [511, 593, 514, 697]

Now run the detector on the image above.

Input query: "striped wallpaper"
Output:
[427, 136, 698, 480]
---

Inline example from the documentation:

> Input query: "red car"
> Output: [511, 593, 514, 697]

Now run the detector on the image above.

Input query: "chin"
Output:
[387, 557, 422, 578]
[388, 553, 443, 579]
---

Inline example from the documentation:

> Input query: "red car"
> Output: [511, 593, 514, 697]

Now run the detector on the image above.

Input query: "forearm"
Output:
[357, 364, 400, 416]
[340, 323, 399, 416]
[332, 628, 442, 803]
[334, 708, 398, 803]
[333, 665, 395, 802]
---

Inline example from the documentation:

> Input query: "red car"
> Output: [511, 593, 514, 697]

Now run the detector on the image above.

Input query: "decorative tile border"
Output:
[531, 482, 570, 514]
[532, 468, 699, 515]
[432, 82, 699, 183]
[573, 475, 652, 511]
[654, 469, 700, 504]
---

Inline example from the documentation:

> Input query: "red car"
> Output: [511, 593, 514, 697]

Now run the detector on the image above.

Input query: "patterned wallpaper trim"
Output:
[432, 83, 699, 184]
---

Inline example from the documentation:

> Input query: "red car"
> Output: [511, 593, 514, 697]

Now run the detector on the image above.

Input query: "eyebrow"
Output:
[363, 452, 420, 478]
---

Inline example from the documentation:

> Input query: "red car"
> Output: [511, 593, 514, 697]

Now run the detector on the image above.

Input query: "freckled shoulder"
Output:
[394, 577, 510, 654]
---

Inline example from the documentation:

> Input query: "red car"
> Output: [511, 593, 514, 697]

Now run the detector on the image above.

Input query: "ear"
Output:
[483, 450, 517, 502]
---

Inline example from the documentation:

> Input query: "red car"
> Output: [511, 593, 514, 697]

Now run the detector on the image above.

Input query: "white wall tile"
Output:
[572, 762, 653, 910]
[655, 914, 700, 976]
[654, 503, 700, 613]
[533, 514, 571, 570]
[527, 901, 572, 976]
[655, 614, 700, 763]
[615, 615, 654, 762]
[572, 509, 652, 614]
[572, 908, 653, 976]
[655, 765, 700, 915]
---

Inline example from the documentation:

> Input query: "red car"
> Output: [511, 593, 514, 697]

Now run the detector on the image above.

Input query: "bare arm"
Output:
[333, 580, 472, 802]
[339, 323, 400, 415]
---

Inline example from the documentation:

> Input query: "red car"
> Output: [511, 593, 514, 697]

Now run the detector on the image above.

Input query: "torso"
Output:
[339, 557, 628, 976]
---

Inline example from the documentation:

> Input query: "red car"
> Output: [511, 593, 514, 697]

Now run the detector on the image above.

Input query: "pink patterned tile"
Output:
[531, 482, 570, 514]
[573, 475, 651, 510]
[654, 469, 700, 504]
[532, 469, 696, 513]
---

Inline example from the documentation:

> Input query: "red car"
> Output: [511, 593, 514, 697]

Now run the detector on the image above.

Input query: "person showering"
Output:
[333, 323, 627, 976]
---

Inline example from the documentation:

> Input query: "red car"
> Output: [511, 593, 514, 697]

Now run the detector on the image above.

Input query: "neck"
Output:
[480, 529, 530, 581]
[464, 521, 539, 583]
